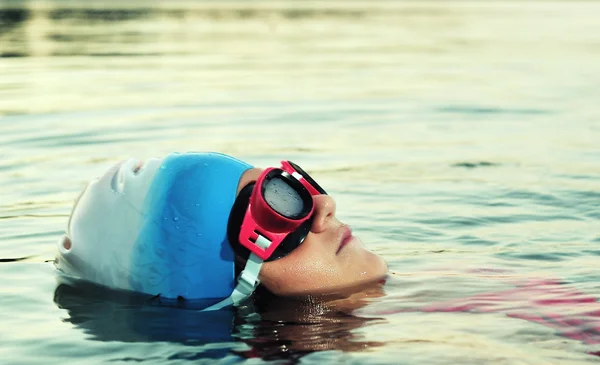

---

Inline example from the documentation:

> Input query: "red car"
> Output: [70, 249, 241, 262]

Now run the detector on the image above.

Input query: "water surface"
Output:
[1, 1, 600, 364]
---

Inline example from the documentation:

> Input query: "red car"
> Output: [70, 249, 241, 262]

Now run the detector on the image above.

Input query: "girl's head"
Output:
[56, 152, 387, 307]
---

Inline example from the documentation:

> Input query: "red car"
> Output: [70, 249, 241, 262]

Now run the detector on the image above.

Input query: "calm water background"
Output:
[1, 1, 600, 364]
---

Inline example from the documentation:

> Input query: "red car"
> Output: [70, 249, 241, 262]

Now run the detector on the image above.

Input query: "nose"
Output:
[310, 195, 336, 233]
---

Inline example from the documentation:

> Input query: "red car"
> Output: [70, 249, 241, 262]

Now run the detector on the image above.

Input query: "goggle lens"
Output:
[263, 176, 305, 219]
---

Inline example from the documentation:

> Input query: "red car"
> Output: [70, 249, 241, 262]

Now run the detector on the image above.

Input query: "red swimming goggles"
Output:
[228, 161, 327, 262]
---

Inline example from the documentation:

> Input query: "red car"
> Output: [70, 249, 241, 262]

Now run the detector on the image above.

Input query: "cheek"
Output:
[259, 247, 334, 294]
[258, 241, 360, 295]
[260, 254, 336, 295]
[258, 237, 388, 296]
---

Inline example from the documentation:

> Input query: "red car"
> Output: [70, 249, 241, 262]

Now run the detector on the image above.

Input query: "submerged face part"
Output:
[56, 153, 252, 301]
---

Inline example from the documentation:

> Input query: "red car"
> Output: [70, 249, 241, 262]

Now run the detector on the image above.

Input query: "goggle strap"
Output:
[256, 235, 271, 250]
[201, 253, 263, 312]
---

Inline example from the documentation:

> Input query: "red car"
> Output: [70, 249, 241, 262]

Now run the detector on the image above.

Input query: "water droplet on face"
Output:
[173, 217, 179, 221]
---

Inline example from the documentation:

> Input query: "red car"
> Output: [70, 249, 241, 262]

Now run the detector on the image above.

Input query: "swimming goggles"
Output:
[229, 160, 327, 261]
[205, 161, 326, 311]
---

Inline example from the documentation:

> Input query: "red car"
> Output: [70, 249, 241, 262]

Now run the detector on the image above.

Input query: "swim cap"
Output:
[56, 152, 252, 302]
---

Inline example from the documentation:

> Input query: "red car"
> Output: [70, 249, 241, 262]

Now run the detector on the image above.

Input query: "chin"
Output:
[359, 248, 388, 277]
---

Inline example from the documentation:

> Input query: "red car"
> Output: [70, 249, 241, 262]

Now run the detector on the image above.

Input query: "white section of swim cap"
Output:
[57, 157, 163, 291]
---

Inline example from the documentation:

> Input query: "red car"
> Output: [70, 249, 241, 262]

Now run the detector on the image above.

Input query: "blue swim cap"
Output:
[129, 152, 252, 301]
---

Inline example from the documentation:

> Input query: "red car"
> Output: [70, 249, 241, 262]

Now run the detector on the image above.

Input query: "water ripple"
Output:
[435, 105, 552, 115]
[2, 1, 600, 364]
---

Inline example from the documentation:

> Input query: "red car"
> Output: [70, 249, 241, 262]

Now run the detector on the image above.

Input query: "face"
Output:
[237, 169, 388, 297]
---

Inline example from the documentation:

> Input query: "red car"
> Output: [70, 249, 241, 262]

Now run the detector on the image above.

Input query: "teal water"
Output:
[1, 1, 600, 364]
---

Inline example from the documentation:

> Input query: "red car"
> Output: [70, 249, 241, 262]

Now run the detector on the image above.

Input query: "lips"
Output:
[336, 226, 353, 255]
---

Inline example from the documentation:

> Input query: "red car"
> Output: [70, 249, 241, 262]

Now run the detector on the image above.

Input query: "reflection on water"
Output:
[1, 1, 600, 364]
[0, 2, 469, 115]
[0, 4, 433, 58]
[53, 279, 384, 362]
